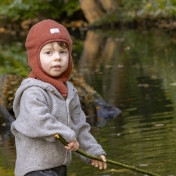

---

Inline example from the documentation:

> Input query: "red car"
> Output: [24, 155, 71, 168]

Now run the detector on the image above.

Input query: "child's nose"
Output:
[54, 52, 61, 60]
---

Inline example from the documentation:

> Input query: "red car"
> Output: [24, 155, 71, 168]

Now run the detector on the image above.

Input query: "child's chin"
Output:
[50, 73, 61, 77]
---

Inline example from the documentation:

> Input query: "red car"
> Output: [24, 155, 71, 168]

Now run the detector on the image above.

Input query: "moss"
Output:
[0, 168, 14, 176]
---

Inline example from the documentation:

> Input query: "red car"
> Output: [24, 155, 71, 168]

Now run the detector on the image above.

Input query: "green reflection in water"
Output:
[0, 132, 15, 176]
[69, 29, 176, 175]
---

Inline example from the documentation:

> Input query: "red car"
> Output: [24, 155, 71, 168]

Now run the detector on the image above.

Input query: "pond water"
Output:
[1, 28, 176, 176]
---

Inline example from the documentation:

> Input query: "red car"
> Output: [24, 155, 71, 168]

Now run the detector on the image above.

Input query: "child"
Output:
[11, 19, 107, 176]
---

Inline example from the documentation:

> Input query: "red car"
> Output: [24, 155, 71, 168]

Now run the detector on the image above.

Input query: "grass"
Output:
[0, 166, 14, 176]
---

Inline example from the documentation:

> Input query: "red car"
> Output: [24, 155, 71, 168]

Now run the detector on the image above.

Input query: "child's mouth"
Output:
[53, 65, 61, 70]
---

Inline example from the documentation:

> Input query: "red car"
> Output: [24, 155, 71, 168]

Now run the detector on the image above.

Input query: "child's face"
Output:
[40, 42, 69, 77]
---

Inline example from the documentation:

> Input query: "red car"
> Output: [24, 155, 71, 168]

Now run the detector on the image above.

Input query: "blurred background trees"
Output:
[0, 0, 85, 30]
[1, 0, 176, 76]
[1, 0, 176, 29]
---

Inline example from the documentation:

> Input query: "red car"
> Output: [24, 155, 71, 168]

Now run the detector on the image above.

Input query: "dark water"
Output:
[1, 28, 176, 175]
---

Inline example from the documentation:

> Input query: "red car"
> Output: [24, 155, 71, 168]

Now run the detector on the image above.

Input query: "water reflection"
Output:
[69, 29, 176, 175]
[1, 28, 176, 175]
[0, 127, 15, 173]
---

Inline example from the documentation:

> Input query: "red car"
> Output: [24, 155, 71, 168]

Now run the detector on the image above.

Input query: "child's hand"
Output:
[91, 155, 107, 170]
[65, 138, 79, 151]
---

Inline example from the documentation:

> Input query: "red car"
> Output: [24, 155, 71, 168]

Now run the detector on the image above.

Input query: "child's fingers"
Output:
[99, 155, 107, 169]
[73, 141, 79, 151]
[65, 140, 79, 151]
[102, 161, 107, 169]
[97, 161, 107, 170]
[100, 155, 106, 162]
[91, 161, 98, 168]
[91, 160, 107, 170]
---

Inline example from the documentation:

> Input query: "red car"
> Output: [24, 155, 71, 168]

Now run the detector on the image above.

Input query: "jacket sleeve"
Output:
[70, 93, 106, 161]
[11, 87, 76, 143]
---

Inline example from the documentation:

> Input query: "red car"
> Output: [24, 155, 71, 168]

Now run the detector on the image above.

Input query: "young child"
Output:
[11, 19, 107, 176]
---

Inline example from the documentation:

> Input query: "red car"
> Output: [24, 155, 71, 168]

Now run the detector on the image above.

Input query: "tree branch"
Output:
[54, 134, 160, 176]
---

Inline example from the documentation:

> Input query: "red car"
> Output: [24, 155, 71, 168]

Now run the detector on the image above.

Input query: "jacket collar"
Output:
[20, 78, 77, 101]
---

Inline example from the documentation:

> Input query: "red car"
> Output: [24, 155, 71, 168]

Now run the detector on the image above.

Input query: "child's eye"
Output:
[46, 51, 52, 55]
[60, 50, 68, 54]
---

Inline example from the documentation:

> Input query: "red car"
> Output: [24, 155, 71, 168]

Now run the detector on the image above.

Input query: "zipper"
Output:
[63, 100, 70, 165]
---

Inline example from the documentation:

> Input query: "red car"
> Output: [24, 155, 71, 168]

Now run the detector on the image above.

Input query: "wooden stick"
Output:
[54, 134, 161, 176]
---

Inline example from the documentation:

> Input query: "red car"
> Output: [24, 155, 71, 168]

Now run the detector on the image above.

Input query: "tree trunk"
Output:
[99, 0, 120, 12]
[78, 30, 104, 70]
[79, 0, 105, 23]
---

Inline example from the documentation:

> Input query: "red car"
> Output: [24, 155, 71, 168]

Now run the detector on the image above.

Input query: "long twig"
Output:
[54, 134, 161, 176]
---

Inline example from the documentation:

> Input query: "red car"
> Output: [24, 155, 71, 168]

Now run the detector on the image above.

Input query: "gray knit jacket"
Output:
[11, 78, 105, 176]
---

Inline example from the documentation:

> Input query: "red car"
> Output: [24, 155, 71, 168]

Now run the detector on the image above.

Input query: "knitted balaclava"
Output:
[25, 19, 73, 97]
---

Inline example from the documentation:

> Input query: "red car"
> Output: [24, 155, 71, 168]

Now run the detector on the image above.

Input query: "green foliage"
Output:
[0, 42, 30, 76]
[91, 0, 176, 27]
[57, 0, 80, 17]
[142, 0, 176, 17]
[0, 0, 80, 22]
[0, 35, 83, 76]
[2, 0, 176, 25]
[121, 0, 176, 18]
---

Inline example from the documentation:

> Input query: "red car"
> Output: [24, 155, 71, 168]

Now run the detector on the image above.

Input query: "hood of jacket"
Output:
[13, 78, 76, 118]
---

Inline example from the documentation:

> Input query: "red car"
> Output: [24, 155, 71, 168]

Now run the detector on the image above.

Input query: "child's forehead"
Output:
[44, 42, 57, 47]
[43, 42, 66, 47]
[42, 42, 58, 49]
[41, 42, 67, 50]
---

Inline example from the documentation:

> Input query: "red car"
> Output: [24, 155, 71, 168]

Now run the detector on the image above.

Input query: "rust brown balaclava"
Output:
[25, 19, 73, 98]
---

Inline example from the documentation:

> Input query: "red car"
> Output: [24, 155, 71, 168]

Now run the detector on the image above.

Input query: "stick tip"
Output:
[54, 134, 60, 138]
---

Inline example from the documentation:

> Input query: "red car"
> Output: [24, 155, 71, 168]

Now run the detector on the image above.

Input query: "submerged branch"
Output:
[54, 134, 160, 176]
